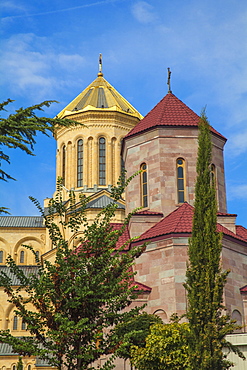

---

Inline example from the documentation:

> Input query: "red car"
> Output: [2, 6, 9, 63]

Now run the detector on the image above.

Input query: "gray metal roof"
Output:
[0, 216, 44, 228]
[35, 357, 54, 366]
[86, 194, 125, 209]
[0, 342, 18, 355]
[0, 342, 52, 366]
[0, 266, 39, 285]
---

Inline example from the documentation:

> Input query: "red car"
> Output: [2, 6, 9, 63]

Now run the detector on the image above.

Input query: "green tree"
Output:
[130, 322, 190, 370]
[17, 356, 23, 370]
[0, 99, 79, 213]
[112, 312, 162, 361]
[0, 177, 146, 370]
[184, 110, 244, 369]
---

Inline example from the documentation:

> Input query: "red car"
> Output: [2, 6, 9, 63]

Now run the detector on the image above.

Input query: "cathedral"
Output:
[0, 62, 247, 369]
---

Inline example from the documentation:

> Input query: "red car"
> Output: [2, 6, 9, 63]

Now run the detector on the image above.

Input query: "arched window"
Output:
[232, 310, 242, 332]
[177, 158, 185, 203]
[62, 145, 66, 185]
[77, 139, 83, 187]
[99, 137, 106, 185]
[20, 250, 25, 264]
[13, 316, 18, 330]
[12, 366, 16, 370]
[210, 164, 216, 185]
[0, 250, 3, 263]
[21, 319, 26, 331]
[140, 163, 148, 208]
[153, 309, 168, 322]
[28, 366, 32, 370]
[34, 250, 40, 264]
[121, 156, 125, 178]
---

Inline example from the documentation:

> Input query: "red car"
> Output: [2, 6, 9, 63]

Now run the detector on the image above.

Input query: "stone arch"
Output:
[73, 134, 84, 145]
[232, 309, 242, 332]
[5, 303, 17, 330]
[13, 236, 44, 264]
[118, 136, 125, 146]
[7, 302, 34, 333]
[68, 232, 84, 249]
[95, 132, 111, 141]
[0, 303, 4, 330]
[0, 237, 10, 264]
[153, 309, 168, 322]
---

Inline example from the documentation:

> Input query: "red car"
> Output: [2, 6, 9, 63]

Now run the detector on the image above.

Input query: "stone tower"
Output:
[123, 91, 227, 239]
[54, 71, 142, 197]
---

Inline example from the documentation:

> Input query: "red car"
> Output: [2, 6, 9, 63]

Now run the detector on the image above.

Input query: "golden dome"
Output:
[57, 74, 142, 120]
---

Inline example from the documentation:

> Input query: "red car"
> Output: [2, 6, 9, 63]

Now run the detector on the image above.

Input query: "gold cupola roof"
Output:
[57, 73, 142, 120]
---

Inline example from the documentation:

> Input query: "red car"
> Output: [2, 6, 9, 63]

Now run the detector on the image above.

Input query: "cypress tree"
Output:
[184, 110, 241, 369]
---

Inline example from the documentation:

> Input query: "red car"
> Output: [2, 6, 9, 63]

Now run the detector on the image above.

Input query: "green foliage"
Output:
[0, 177, 146, 370]
[130, 322, 191, 370]
[184, 110, 244, 369]
[0, 99, 80, 213]
[112, 312, 163, 360]
[17, 356, 23, 370]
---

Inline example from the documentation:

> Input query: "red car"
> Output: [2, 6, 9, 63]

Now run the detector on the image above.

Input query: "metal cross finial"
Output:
[98, 53, 103, 76]
[167, 67, 172, 93]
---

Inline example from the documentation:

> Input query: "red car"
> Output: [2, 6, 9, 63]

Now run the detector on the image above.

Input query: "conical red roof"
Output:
[125, 92, 225, 139]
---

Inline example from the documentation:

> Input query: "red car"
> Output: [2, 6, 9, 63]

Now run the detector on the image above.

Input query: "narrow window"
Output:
[121, 156, 125, 184]
[177, 158, 185, 203]
[20, 250, 25, 264]
[13, 316, 18, 330]
[62, 145, 66, 185]
[141, 163, 148, 208]
[35, 251, 40, 263]
[13, 366, 16, 370]
[99, 137, 106, 185]
[121, 155, 125, 175]
[210, 164, 216, 185]
[0, 250, 3, 263]
[21, 319, 26, 330]
[77, 139, 83, 187]
[28, 366, 32, 370]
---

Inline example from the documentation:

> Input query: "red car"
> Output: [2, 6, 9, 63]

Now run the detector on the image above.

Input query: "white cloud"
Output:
[0, 33, 85, 101]
[227, 184, 247, 201]
[1, 0, 26, 12]
[227, 129, 247, 156]
[2, 0, 124, 20]
[131, 1, 157, 24]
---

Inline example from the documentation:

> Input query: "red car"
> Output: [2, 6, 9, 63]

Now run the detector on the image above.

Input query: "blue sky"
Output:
[1, 0, 247, 228]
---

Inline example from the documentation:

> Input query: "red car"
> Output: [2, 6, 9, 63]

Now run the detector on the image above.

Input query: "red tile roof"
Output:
[75, 223, 130, 253]
[135, 202, 194, 242]
[75, 223, 151, 292]
[130, 279, 152, 292]
[236, 225, 247, 241]
[110, 223, 130, 250]
[132, 202, 247, 244]
[125, 92, 225, 140]
[240, 285, 247, 293]
[217, 212, 237, 217]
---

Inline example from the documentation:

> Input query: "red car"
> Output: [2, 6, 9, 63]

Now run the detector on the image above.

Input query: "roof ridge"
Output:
[125, 92, 225, 140]
[135, 203, 193, 242]
[173, 202, 193, 233]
